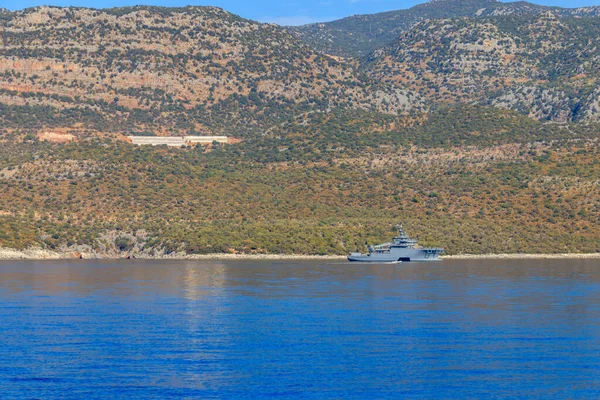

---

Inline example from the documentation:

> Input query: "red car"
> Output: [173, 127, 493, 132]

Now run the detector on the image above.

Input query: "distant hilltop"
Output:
[291, 0, 600, 57]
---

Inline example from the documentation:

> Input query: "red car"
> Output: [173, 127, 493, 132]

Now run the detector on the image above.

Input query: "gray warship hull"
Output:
[348, 225, 443, 262]
[347, 248, 443, 262]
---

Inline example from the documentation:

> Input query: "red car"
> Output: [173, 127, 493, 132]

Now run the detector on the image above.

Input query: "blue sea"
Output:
[1, 259, 599, 398]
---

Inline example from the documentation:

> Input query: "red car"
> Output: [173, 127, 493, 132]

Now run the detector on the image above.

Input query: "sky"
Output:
[1, 0, 599, 25]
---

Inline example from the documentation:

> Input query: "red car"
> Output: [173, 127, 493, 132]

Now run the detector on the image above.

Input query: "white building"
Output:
[128, 136, 229, 146]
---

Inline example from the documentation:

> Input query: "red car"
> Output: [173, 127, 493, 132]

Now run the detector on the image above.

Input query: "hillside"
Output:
[2, 105, 599, 256]
[291, 0, 600, 58]
[0, 6, 416, 138]
[0, 4, 599, 257]
[363, 12, 600, 122]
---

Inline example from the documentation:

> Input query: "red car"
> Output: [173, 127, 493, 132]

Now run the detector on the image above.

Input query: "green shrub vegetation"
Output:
[0, 5, 599, 256]
[1, 106, 599, 255]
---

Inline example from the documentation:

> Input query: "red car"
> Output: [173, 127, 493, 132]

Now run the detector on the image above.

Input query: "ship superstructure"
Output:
[348, 225, 443, 262]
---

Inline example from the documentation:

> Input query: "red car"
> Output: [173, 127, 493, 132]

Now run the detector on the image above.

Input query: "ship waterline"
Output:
[348, 225, 443, 262]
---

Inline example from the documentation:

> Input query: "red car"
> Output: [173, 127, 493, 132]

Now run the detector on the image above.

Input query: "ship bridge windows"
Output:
[374, 249, 390, 254]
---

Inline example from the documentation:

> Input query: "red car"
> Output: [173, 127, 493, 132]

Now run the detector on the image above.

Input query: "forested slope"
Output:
[2, 107, 599, 255]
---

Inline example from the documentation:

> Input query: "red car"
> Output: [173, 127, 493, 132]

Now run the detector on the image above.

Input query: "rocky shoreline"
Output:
[1, 247, 600, 261]
[0, 247, 347, 261]
[0, 247, 74, 260]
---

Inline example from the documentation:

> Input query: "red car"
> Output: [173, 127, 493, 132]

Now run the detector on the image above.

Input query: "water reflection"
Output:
[0, 260, 231, 297]
[2, 259, 600, 329]
[181, 262, 226, 300]
[2, 258, 600, 296]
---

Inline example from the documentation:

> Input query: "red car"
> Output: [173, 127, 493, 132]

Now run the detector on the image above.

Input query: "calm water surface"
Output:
[1, 259, 600, 398]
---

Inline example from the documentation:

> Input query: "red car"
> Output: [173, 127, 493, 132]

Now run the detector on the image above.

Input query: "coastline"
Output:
[1, 247, 600, 261]
[139, 253, 348, 260]
[442, 253, 600, 260]
[0, 247, 346, 261]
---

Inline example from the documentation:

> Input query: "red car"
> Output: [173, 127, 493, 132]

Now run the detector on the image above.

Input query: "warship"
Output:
[348, 225, 443, 262]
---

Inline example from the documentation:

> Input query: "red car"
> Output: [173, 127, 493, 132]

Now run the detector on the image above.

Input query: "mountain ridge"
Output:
[0, 5, 417, 138]
[291, 0, 600, 58]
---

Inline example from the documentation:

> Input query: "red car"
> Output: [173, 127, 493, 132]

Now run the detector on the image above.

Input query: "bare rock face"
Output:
[581, 87, 600, 122]
[362, 12, 600, 122]
[490, 86, 573, 122]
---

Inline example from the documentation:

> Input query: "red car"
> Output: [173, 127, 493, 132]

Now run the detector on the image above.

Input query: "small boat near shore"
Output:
[348, 225, 443, 262]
